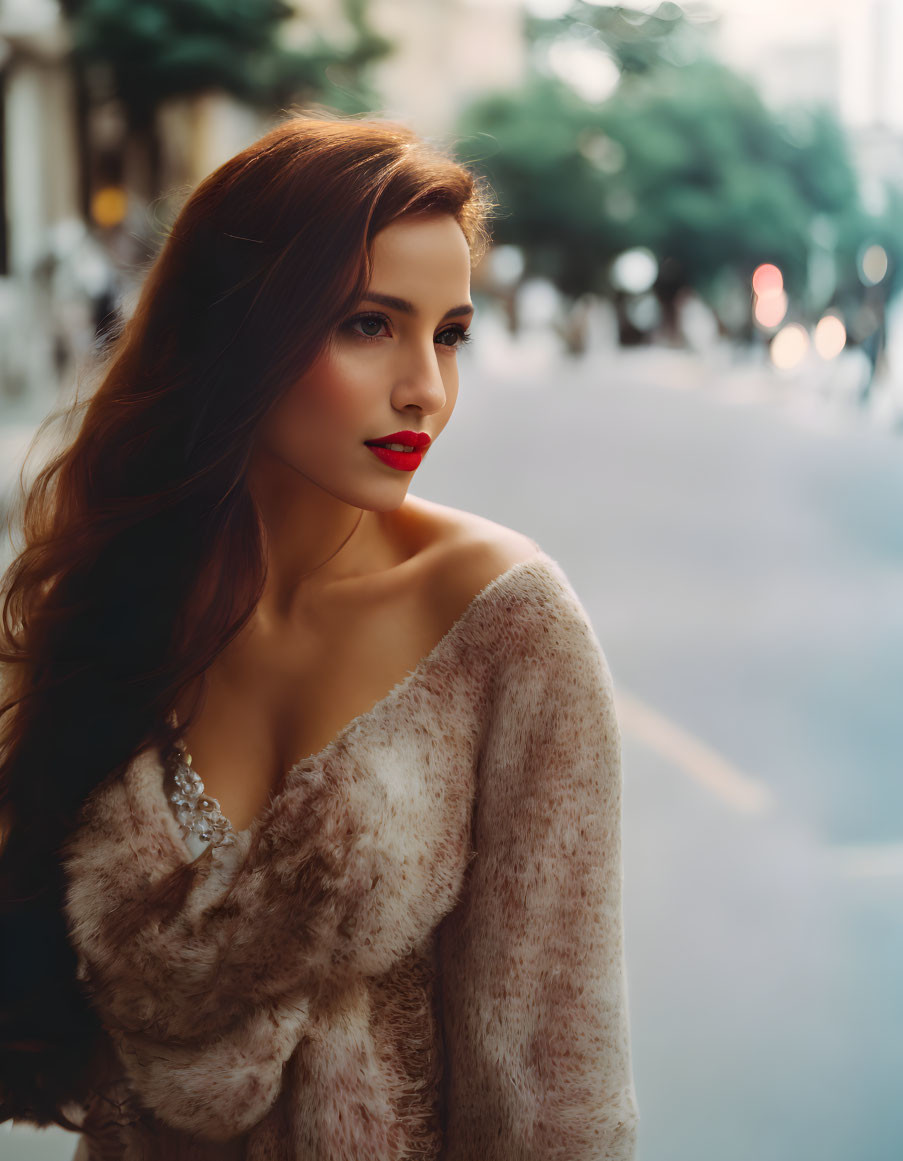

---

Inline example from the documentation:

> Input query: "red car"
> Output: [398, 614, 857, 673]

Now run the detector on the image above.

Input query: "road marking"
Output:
[613, 688, 776, 816]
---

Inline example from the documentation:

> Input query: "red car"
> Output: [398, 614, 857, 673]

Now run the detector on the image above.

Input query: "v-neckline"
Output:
[154, 553, 552, 856]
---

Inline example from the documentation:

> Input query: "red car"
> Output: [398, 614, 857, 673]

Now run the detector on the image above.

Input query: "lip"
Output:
[364, 430, 431, 450]
[365, 444, 425, 472]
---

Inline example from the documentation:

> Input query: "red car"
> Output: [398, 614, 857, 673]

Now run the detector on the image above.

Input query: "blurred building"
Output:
[713, 0, 903, 224]
[713, 0, 903, 128]
[366, 0, 527, 140]
[838, 0, 903, 207]
[0, 0, 83, 408]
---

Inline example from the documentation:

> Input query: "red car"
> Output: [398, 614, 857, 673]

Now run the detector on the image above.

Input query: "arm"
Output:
[438, 591, 639, 1160]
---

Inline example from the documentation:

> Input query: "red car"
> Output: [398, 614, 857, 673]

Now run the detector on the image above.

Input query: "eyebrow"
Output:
[360, 292, 475, 321]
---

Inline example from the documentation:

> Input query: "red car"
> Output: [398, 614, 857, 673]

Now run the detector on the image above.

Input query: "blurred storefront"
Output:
[1, 0, 84, 411]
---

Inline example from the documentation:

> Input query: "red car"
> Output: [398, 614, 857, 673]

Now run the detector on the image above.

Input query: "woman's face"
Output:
[252, 212, 474, 510]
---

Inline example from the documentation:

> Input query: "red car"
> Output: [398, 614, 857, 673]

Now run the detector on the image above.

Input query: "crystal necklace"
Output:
[165, 509, 365, 852]
[167, 744, 238, 850]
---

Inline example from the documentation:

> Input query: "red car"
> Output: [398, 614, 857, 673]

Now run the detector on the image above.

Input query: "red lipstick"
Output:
[364, 429, 431, 472]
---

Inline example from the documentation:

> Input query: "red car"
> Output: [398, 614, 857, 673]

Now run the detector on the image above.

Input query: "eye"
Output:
[344, 312, 472, 351]
[346, 312, 391, 342]
[436, 325, 472, 351]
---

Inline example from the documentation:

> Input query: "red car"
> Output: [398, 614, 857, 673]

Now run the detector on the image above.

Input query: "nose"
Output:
[391, 336, 449, 414]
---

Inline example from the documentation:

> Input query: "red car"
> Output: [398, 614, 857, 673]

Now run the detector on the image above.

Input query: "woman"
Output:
[0, 110, 639, 1159]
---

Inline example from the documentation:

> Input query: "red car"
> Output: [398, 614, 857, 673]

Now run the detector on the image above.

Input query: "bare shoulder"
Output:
[404, 495, 545, 623]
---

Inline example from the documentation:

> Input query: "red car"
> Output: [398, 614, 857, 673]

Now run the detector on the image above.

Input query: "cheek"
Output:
[305, 357, 368, 426]
[271, 351, 368, 439]
[440, 366, 460, 416]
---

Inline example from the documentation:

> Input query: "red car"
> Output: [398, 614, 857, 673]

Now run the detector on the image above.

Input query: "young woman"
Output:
[0, 111, 639, 1159]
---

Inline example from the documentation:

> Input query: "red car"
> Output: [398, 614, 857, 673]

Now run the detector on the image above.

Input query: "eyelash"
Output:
[344, 311, 472, 350]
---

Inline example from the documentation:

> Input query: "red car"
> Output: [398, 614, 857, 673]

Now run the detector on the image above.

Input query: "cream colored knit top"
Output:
[61, 551, 639, 1160]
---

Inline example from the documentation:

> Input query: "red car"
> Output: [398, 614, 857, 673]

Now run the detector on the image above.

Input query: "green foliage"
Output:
[457, 75, 619, 297]
[599, 61, 859, 301]
[457, 47, 867, 314]
[526, 0, 712, 78]
[65, 0, 394, 126]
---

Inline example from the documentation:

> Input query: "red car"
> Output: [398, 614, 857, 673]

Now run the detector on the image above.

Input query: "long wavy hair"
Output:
[0, 107, 495, 1130]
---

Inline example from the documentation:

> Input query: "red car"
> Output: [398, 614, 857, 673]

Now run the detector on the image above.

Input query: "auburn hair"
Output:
[0, 107, 495, 1130]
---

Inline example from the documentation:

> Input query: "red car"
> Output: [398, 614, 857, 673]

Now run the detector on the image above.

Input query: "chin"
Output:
[370, 488, 412, 513]
[316, 476, 410, 513]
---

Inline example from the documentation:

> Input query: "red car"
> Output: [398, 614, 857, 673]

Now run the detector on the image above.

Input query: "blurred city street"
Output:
[442, 339, 903, 1161]
[4, 332, 902, 1160]
[3, 0, 902, 1156]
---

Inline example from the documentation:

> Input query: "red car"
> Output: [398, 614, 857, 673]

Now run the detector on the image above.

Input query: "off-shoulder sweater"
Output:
[60, 551, 639, 1160]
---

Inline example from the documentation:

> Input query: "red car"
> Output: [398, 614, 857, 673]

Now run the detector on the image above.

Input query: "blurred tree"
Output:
[598, 61, 859, 329]
[457, 74, 620, 299]
[526, 0, 712, 79]
[457, 3, 864, 342]
[60, 0, 394, 199]
[64, 0, 393, 125]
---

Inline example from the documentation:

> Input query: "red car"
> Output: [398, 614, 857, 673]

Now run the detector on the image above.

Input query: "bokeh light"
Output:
[752, 263, 783, 297]
[577, 130, 626, 174]
[814, 314, 847, 359]
[754, 289, 788, 328]
[90, 186, 128, 229]
[488, 244, 525, 286]
[859, 243, 888, 286]
[770, 323, 810, 370]
[752, 264, 788, 330]
[548, 39, 620, 103]
[610, 248, 659, 295]
[625, 292, 662, 332]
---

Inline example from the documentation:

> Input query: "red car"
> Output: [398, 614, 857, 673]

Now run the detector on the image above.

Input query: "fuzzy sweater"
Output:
[60, 552, 639, 1160]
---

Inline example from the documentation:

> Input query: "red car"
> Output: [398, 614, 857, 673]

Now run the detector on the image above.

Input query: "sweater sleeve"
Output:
[437, 583, 639, 1160]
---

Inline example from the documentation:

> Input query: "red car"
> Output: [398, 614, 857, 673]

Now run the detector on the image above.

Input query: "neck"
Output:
[245, 456, 393, 621]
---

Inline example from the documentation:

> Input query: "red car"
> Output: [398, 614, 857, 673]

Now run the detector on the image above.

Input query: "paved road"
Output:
[438, 345, 902, 1161]
[4, 343, 901, 1159]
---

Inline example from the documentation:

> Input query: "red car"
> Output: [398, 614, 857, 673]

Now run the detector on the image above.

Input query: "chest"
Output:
[167, 583, 449, 832]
